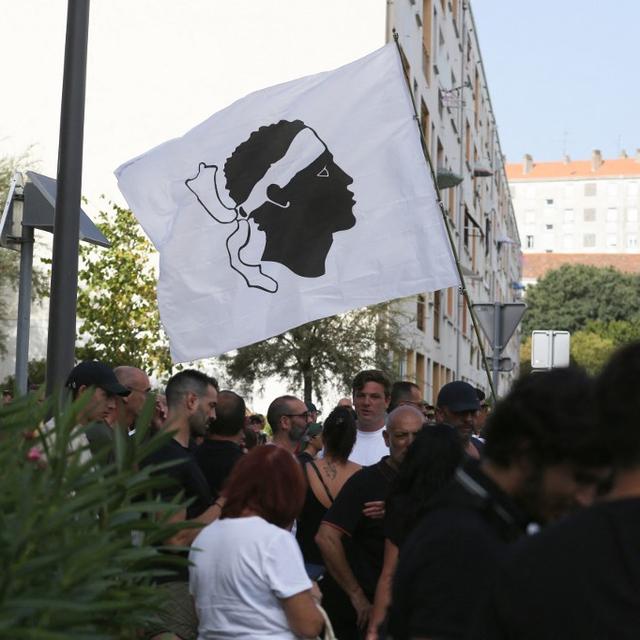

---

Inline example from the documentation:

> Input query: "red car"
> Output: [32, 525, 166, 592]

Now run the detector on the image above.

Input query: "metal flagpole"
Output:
[45, 0, 91, 398]
[392, 31, 497, 402]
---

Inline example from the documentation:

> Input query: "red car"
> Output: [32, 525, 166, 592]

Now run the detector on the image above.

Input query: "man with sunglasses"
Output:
[112, 365, 152, 431]
[266, 395, 314, 453]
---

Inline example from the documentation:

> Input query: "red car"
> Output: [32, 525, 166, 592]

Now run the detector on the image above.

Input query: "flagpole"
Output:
[392, 31, 497, 402]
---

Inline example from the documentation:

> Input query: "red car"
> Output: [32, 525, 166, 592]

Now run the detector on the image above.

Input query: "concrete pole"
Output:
[15, 223, 34, 395]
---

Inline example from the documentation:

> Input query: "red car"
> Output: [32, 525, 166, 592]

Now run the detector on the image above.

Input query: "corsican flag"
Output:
[116, 43, 459, 363]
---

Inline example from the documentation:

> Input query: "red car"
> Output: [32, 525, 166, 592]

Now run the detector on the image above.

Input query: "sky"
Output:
[2, 0, 637, 207]
[2, 0, 637, 405]
[472, 0, 640, 163]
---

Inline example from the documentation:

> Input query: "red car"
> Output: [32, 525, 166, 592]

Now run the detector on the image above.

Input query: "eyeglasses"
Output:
[285, 412, 310, 420]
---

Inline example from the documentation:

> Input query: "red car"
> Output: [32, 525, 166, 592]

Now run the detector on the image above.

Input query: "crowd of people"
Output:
[34, 342, 640, 638]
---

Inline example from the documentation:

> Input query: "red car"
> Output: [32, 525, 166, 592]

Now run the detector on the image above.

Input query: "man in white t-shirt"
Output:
[348, 370, 392, 466]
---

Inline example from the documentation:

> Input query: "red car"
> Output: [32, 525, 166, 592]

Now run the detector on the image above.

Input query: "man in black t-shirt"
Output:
[471, 343, 640, 640]
[195, 390, 245, 499]
[388, 368, 610, 640]
[316, 405, 424, 640]
[142, 369, 219, 640]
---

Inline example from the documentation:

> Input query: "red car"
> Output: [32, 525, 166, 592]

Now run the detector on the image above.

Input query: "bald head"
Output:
[113, 366, 151, 427]
[384, 405, 425, 467]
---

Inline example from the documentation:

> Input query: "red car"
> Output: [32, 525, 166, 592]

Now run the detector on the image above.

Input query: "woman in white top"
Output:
[189, 446, 324, 639]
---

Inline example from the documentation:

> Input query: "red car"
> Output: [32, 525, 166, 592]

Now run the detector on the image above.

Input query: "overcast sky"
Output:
[3, 1, 637, 211]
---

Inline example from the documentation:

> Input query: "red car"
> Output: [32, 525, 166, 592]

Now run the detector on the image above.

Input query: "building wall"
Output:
[387, 0, 522, 402]
[508, 152, 640, 285]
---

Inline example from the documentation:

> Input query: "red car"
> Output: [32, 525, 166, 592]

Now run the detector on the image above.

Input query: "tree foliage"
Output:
[221, 302, 409, 403]
[76, 201, 171, 377]
[0, 391, 193, 638]
[522, 264, 640, 335]
[570, 330, 616, 375]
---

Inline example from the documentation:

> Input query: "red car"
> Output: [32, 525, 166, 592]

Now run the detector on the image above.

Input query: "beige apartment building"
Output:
[386, 0, 522, 400]
[507, 151, 640, 286]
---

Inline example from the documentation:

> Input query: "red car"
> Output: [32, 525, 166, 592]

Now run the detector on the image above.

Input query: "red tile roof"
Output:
[507, 157, 640, 181]
[523, 253, 640, 280]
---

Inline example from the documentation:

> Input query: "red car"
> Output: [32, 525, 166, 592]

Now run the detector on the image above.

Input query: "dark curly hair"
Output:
[223, 119, 307, 205]
[322, 406, 357, 463]
[595, 341, 640, 469]
[483, 367, 608, 469]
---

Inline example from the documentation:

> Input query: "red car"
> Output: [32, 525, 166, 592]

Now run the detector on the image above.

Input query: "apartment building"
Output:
[386, 0, 522, 400]
[507, 150, 640, 286]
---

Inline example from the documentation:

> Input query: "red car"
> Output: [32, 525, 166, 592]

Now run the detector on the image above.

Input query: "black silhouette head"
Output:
[223, 120, 356, 278]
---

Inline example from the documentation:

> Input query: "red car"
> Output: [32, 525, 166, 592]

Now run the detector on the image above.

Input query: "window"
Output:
[462, 297, 468, 336]
[584, 208, 596, 222]
[606, 208, 618, 222]
[526, 235, 535, 248]
[608, 183, 618, 197]
[627, 235, 638, 249]
[563, 234, 574, 249]
[607, 234, 618, 248]
[545, 224, 554, 230]
[433, 290, 441, 341]
[416, 294, 426, 331]
[485, 218, 491, 256]
[627, 208, 638, 223]
[421, 99, 430, 149]
[628, 182, 639, 197]
[585, 183, 597, 196]
[583, 234, 596, 247]
[564, 209, 574, 222]
[545, 198, 554, 205]
[416, 353, 425, 393]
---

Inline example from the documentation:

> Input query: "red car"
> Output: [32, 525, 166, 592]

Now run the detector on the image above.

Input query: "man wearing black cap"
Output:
[436, 380, 482, 459]
[65, 360, 131, 460]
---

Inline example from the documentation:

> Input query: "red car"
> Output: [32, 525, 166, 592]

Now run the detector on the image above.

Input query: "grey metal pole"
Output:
[45, 0, 91, 398]
[15, 223, 34, 395]
[492, 301, 502, 396]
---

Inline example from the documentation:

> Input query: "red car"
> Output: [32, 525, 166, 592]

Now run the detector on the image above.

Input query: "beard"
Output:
[288, 423, 307, 443]
[188, 407, 208, 438]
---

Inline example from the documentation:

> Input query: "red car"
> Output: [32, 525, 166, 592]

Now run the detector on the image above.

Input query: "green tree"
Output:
[523, 264, 640, 336]
[76, 200, 171, 377]
[1, 358, 46, 391]
[221, 302, 408, 403]
[570, 330, 616, 374]
[584, 318, 640, 346]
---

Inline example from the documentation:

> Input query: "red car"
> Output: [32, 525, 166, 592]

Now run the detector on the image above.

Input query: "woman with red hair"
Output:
[189, 446, 324, 639]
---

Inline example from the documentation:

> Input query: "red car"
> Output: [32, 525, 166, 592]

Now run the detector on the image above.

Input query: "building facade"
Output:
[386, 0, 522, 401]
[507, 150, 640, 286]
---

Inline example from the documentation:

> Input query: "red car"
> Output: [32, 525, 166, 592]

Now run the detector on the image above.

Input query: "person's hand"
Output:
[362, 500, 385, 519]
[349, 589, 372, 629]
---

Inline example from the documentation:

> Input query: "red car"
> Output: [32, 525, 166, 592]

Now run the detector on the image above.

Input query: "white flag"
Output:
[115, 44, 459, 363]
